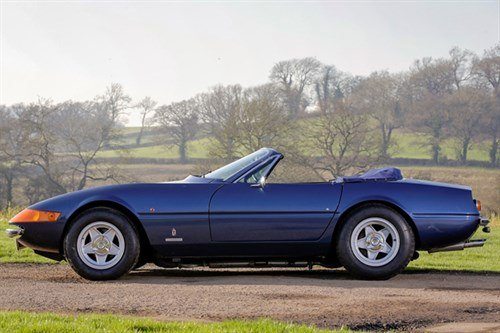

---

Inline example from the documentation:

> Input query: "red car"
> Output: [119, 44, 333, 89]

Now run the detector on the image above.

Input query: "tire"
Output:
[63, 208, 140, 280]
[132, 257, 149, 270]
[336, 204, 415, 280]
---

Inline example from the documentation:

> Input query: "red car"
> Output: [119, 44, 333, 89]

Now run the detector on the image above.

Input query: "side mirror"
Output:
[250, 176, 266, 188]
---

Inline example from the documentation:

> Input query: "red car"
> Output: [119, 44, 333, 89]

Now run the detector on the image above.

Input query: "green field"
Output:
[390, 131, 489, 161]
[1, 207, 498, 272]
[104, 127, 491, 162]
[0, 311, 349, 333]
[98, 137, 211, 159]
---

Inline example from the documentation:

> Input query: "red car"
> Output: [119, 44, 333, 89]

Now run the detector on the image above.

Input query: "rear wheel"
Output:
[64, 208, 140, 280]
[337, 205, 415, 280]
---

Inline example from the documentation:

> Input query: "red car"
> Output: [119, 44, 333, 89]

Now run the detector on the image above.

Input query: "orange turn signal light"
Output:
[475, 200, 482, 212]
[10, 209, 61, 223]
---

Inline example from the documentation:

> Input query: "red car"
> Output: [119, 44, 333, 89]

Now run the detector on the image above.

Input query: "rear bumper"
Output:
[414, 214, 482, 249]
[427, 216, 490, 253]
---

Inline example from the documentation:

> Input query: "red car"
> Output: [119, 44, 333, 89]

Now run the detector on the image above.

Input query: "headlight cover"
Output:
[10, 209, 61, 223]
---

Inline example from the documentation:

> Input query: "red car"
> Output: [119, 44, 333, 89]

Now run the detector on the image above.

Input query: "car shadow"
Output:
[115, 265, 500, 289]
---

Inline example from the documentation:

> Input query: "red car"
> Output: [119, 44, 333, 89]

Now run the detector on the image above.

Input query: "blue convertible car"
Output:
[6, 148, 490, 280]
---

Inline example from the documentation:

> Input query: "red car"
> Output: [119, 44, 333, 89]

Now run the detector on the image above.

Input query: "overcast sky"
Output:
[1, 0, 499, 126]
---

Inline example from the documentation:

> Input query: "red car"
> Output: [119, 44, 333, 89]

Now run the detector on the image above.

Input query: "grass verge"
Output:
[0, 311, 350, 333]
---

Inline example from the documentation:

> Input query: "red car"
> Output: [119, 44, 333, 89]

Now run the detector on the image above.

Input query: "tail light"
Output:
[475, 200, 481, 212]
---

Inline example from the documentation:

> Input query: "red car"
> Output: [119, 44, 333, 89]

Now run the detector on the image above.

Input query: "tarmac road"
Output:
[0, 264, 499, 332]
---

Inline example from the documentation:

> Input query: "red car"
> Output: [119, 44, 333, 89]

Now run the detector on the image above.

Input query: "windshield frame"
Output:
[203, 148, 279, 182]
[235, 154, 283, 184]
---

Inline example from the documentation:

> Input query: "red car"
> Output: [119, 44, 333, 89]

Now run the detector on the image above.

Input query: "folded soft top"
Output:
[339, 167, 403, 183]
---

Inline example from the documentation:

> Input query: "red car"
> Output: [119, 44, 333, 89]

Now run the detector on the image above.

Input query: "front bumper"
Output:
[5, 228, 24, 238]
[7, 222, 65, 254]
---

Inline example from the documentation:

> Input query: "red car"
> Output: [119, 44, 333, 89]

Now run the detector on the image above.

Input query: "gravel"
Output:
[0, 264, 499, 331]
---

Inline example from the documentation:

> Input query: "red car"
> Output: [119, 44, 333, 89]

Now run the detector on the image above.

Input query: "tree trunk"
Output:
[379, 125, 393, 161]
[179, 141, 187, 163]
[136, 114, 147, 146]
[0, 170, 14, 209]
[5, 171, 13, 207]
[432, 143, 440, 165]
[490, 133, 498, 166]
[431, 127, 442, 165]
[460, 137, 470, 165]
[136, 127, 144, 146]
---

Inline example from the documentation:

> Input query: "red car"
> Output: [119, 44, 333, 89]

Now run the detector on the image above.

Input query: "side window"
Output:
[238, 159, 273, 184]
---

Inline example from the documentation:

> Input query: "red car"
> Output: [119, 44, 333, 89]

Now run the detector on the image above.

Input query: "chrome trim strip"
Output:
[165, 238, 183, 242]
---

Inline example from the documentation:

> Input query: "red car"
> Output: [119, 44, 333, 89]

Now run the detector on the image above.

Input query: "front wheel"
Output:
[336, 205, 415, 280]
[63, 208, 140, 280]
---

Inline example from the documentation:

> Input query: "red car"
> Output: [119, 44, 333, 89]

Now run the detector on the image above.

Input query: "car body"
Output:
[7, 148, 490, 280]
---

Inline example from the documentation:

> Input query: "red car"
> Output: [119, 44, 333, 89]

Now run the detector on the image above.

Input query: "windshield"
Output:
[204, 149, 270, 181]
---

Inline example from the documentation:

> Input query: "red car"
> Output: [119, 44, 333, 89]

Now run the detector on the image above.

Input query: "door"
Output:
[209, 182, 342, 242]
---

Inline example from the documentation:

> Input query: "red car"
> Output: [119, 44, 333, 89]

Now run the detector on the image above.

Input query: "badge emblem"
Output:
[171, 228, 177, 237]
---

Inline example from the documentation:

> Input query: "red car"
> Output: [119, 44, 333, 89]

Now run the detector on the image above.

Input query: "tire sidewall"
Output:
[337, 205, 415, 280]
[64, 208, 140, 280]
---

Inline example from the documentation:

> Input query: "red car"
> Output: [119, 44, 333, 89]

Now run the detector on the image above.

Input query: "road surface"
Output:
[0, 264, 499, 331]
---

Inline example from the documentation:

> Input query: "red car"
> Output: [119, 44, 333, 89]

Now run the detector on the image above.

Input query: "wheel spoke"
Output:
[367, 250, 378, 260]
[108, 244, 121, 256]
[95, 254, 107, 265]
[82, 243, 95, 255]
[380, 243, 392, 254]
[88, 227, 102, 242]
[104, 228, 116, 242]
[380, 228, 391, 239]
[364, 225, 376, 236]
[357, 237, 368, 249]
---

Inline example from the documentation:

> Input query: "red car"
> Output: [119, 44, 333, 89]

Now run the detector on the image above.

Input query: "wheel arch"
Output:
[332, 200, 420, 248]
[60, 200, 152, 257]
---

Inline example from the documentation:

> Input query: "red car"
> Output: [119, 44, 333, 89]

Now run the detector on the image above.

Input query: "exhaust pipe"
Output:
[428, 239, 485, 253]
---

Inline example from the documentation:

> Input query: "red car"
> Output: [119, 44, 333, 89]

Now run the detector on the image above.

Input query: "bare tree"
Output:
[409, 57, 455, 164]
[354, 71, 409, 159]
[97, 83, 131, 146]
[270, 57, 321, 117]
[0, 105, 20, 208]
[56, 100, 119, 190]
[447, 87, 489, 163]
[449, 46, 474, 90]
[0, 99, 120, 202]
[237, 84, 292, 152]
[314, 65, 350, 113]
[155, 99, 199, 163]
[198, 85, 242, 159]
[294, 76, 375, 180]
[473, 44, 500, 165]
[299, 110, 374, 180]
[135, 97, 157, 145]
